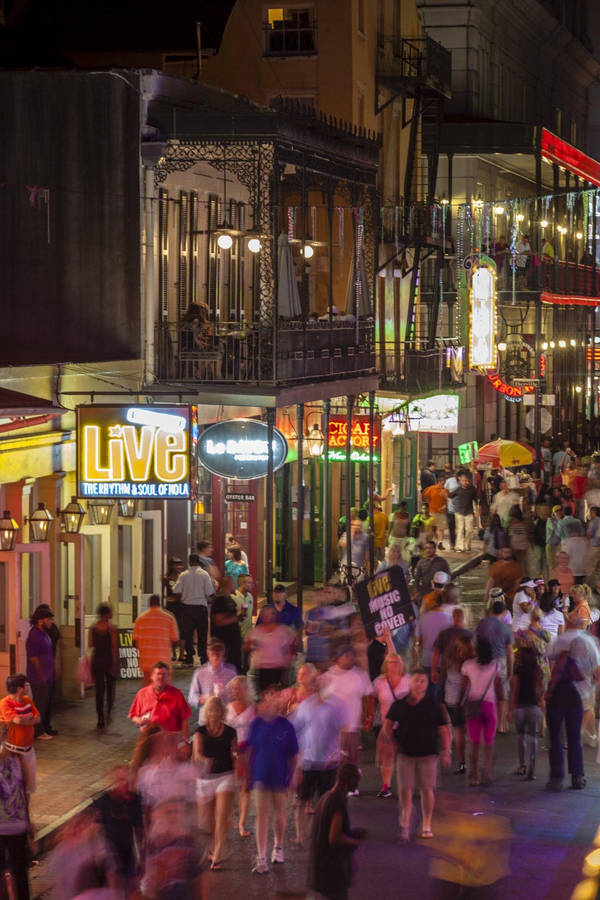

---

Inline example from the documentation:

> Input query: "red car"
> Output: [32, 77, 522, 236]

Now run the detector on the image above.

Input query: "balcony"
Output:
[377, 36, 452, 100]
[541, 260, 600, 299]
[155, 319, 375, 387]
[380, 201, 445, 248]
[379, 340, 463, 394]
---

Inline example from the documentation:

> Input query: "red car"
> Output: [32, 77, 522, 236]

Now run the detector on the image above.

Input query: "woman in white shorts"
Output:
[193, 695, 237, 870]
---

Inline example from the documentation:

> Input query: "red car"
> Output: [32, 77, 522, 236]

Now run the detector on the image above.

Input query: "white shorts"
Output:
[196, 772, 235, 803]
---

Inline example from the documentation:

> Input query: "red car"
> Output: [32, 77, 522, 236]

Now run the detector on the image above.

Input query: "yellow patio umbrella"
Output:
[477, 438, 535, 468]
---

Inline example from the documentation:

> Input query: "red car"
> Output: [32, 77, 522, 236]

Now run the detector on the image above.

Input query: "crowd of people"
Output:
[2, 447, 600, 898]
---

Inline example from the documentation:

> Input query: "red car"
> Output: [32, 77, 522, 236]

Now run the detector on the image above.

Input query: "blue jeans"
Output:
[546, 687, 583, 780]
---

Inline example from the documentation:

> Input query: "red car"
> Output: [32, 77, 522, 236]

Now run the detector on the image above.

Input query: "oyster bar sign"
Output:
[77, 405, 191, 499]
[198, 419, 288, 480]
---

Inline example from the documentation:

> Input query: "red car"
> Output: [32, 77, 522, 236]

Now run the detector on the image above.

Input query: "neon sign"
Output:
[197, 419, 288, 480]
[486, 372, 534, 402]
[469, 261, 497, 369]
[327, 416, 381, 462]
[77, 406, 191, 499]
[407, 395, 459, 434]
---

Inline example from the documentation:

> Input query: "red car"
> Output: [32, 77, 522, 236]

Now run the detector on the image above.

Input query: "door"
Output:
[11, 543, 51, 677]
[140, 510, 162, 612]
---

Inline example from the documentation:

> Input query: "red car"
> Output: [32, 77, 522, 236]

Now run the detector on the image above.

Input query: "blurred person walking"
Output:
[373, 654, 410, 797]
[509, 645, 543, 780]
[320, 645, 375, 773]
[129, 661, 191, 738]
[188, 638, 237, 723]
[460, 637, 503, 786]
[225, 675, 255, 837]
[245, 606, 296, 694]
[88, 603, 119, 731]
[441, 635, 474, 775]
[25, 604, 55, 741]
[172, 553, 215, 666]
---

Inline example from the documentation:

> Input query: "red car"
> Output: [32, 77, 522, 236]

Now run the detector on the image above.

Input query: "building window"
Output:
[358, 0, 365, 35]
[265, 7, 316, 56]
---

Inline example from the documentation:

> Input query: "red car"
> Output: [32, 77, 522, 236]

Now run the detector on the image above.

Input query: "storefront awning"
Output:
[0, 388, 63, 417]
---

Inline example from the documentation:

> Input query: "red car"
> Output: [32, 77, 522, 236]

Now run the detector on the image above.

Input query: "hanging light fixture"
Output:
[28, 502, 53, 542]
[215, 147, 242, 251]
[87, 499, 115, 525]
[0, 511, 19, 551]
[305, 422, 325, 458]
[247, 237, 262, 253]
[59, 496, 86, 534]
[300, 244, 314, 258]
[118, 498, 138, 518]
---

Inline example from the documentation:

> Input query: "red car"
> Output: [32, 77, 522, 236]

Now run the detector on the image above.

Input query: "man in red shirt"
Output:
[128, 661, 191, 737]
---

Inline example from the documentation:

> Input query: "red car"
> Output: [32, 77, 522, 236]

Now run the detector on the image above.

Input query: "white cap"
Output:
[432, 570, 451, 587]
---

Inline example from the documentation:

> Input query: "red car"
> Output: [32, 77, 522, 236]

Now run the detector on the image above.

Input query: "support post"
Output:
[368, 390, 375, 575]
[323, 399, 331, 584]
[296, 403, 305, 614]
[345, 395, 355, 583]
[266, 407, 275, 603]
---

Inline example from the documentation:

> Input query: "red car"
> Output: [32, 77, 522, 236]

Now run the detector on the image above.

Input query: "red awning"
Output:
[541, 292, 600, 307]
[540, 128, 600, 188]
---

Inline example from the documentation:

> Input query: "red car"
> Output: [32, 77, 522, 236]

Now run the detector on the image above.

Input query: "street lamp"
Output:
[87, 499, 115, 525]
[59, 497, 86, 534]
[305, 422, 325, 458]
[0, 511, 19, 551]
[28, 502, 53, 542]
[118, 498, 138, 518]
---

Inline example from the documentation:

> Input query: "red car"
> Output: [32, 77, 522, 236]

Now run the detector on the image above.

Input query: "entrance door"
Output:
[140, 510, 162, 612]
[10, 543, 51, 678]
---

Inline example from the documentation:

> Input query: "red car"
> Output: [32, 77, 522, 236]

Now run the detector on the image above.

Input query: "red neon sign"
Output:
[486, 371, 534, 400]
[541, 291, 600, 307]
[328, 415, 381, 450]
[539, 355, 546, 378]
[540, 128, 600, 188]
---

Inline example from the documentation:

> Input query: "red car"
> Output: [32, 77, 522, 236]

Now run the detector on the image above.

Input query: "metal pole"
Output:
[345, 395, 355, 583]
[296, 403, 305, 615]
[322, 399, 331, 584]
[368, 389, 375, 575]
[266, 408, 275, 603]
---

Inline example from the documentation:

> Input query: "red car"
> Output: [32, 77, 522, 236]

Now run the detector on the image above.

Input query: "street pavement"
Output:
[30, 546, 600, 899]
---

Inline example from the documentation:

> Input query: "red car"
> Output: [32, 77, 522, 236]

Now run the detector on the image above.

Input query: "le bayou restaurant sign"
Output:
[77, 406, 191, 499]
[328, 415, 381, 463]
[198, 418, 288, 480]
[353, 565, 415, 639]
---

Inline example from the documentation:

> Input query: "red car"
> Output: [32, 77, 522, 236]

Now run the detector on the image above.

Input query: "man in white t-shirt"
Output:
[320, 645, 374, 779]
[549, 622, 600, 745]
[512, 578, 536, 633]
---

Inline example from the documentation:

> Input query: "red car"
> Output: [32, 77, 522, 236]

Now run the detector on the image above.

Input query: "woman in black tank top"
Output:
[193, 696, 238, 870]
[88, 603, 119, 731]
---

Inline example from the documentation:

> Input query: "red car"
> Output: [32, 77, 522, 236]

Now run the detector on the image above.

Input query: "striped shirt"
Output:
[133, 606, 179, 671]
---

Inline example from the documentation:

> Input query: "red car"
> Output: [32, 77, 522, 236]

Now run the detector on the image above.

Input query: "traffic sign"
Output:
[525, 409, 552, 434]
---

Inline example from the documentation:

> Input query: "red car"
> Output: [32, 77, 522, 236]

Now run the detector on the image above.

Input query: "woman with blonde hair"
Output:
[373, 654, 410, 797]
[567, 583, 592, 629]
[193, 695, 237, 870]
[225, 676, 255, 837]
[442, 635, 475, 774]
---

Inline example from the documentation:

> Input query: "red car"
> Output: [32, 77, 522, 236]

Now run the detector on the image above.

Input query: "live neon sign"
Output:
[77, 406, 191, 498]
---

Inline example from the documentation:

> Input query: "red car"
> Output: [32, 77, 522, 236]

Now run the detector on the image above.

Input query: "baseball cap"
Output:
[489, 586, 505, 600]
[548, 578, 560, 588]
[432, 571, 451, 587]
[273, 584, 286, 593]
[519, 578, 535, 588]
[552, 505, 562, 514]
[534, 578, 545, 587]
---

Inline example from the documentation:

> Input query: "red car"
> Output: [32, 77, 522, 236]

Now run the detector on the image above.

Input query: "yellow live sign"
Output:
[77, 406, 191, 499]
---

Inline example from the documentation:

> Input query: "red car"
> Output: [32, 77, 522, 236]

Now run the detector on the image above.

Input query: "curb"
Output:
[450, 552, 485, 579]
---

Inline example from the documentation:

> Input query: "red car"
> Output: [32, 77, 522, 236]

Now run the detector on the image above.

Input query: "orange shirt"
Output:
[423, 484, 448, 514]
[0, 694, 39, 750]
[133, 606, 179, 672]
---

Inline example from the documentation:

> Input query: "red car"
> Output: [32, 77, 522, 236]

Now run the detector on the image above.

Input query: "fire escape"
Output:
[376, 35, 454, 393]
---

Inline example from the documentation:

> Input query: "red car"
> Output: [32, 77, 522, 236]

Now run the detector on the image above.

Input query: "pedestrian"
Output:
[290, 673, 345, 845]
[0, 738, 33, 900]
[484, 546, 523, 611]
[232, 574, 254, 670]
[545, 645, 586, 790]
[320, 644, 375, 771]
[509, 645, 543, 780]
[0, 674, 40, 793]
[460, 636, 503, 786]
[490, 481, 521, 528]
[193, 695, 237, 871]
[246, 684, 299, 874]
[445, 467, 459, 551]
[563, 521, 590, 584]
[171, 553, 215, 666]
[448, 471, 478, 551]
[225, 546, 249, 581]
[441, 634, 474, 774]
[25, 604, 55, 741]
[133, 593, 180, 684]
[483, 513, 507, 562]
[245, 605, 296, 694]
[225, 675, 255, 838]
[431, 606, 473, 685]
[383, 666, 451, 842]
[415, 591, 453, 688]
[549, 550, 575, 597]
[224, 534, 248, 567]
[421, 459, 437, 492]
[539, 591, 566, 642]
[210, 589, 242, 672]
[376, 543, 410, 586]
[92, 764, 143, 890]
[423, 475, 449, 550]
[162, 555, 184, 662]
[188, 638, 237, 723]
[259, 584, 303, 634]
[546, 504, 566, 572]
[373, 654, 410, 797]
[388, 503, 410, 548]
[507, 506, 531, 568]
[511, 578, 536, 632]
[566, 583, 592, 629]
[371, 503, 389, 563]
[43, 614, 61, 738]
[198, 538, 222, 578]
[128, 660, 191, 737]
[549, 617, 600, 748]
[308, 763, 366, 900]
[414, 540, 450, 601]
[475, 599, 514, 733]
[88, 602, 119, 730]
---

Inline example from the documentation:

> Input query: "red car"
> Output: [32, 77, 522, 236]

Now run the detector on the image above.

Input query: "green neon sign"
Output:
[328, 449, 381, 463]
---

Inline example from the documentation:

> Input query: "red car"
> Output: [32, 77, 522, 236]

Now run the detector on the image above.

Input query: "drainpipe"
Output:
[144, 165, 156, 386]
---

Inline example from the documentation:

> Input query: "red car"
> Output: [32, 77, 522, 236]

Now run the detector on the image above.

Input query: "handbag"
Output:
[75, 655, 94, 686]
[463, 667, 497, 720]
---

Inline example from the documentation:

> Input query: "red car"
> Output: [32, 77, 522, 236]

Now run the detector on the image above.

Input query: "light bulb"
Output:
[542, 342, 548, 350]
[576, 232, 583, 240]
[248, 237, 262, 253]
[497, 341, 507, 352]
[550, 341, 555, 349]
[301, 244, 314, 259]
[440, 197, 449, 205]
[516, 213, 524, 222]
[540, 219, 548, 228]
[217, 233, 233, 250]
[493, 205, 505, 215]
[570, 339, 576, 346]
[576, 385, 582, 393]
[558, 339, 566, 348]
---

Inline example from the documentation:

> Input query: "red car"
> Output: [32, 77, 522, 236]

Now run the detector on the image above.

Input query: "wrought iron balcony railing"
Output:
[379, 340, 463, 393]
[377, 36, 452, 99]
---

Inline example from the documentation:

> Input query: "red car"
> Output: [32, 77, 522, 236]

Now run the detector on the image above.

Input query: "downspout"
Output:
[144, 166, 157, 386]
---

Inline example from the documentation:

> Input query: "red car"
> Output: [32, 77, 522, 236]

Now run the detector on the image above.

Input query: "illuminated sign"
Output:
[77, 406, 191, 499]
[197, 419, 287, 480]
[469, 261, 497, 369]
[327, 415, 381, 462]
[407, 395, 459, 434]
[540, 128, 600, 189]
[486, 372, 534, 403]
[458, 441, 479, 465]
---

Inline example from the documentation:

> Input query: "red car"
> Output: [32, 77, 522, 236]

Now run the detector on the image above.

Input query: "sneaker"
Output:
[455, 762, 466, 775]
[583, 730, 598, 748]
[37, 733, 53, 741]
[571, 776, 586, 790]
[438, 542, 445, 550]
[271, 846, 284, 864]
[377, 787, 393, 798]
[546, 778, 563, 792]
[252, 857, 269, 874]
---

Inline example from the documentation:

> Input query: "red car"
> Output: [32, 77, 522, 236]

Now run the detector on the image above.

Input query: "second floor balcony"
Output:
[379, 339, 463, 394]
[377, 36, 452, 100]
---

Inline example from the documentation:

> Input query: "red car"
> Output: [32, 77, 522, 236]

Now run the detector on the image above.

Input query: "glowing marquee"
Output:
[407, 394, 459, 434]
[469, 261, 497, 369]
[486, 372, 534, 403]
[77, 405, 191, 499]
[327, 415, 381, 463]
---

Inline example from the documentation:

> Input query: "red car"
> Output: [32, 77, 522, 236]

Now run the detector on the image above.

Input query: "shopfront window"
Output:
[20, 553, 41, 621]
[117, 525, 132, 605]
